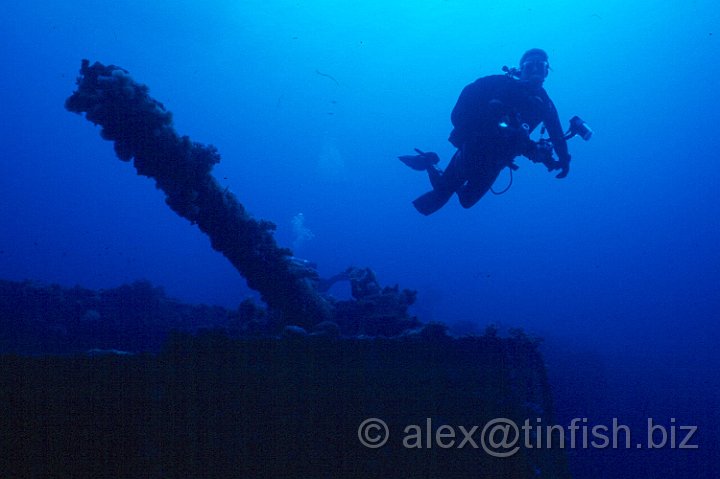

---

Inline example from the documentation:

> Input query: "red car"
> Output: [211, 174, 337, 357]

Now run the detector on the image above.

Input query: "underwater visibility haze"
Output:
[1, 0, 719, 477]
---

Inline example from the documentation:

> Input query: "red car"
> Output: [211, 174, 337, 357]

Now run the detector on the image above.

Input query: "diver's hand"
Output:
[555, 157, 570, 179]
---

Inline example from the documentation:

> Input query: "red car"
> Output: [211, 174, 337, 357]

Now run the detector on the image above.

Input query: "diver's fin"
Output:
[398, 149, 440, 171]
[412, 190, 453, 216]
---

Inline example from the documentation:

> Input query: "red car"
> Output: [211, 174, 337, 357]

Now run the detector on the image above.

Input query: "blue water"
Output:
[1, 1, 718, 477]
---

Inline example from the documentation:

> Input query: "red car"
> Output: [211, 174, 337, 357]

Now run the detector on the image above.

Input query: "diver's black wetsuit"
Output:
[413, 74, 570, 215]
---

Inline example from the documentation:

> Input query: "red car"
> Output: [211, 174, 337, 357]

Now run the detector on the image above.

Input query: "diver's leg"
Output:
[413, 150, 465, 215]
[427, 150, 466, 194]
[456, 155, 506, 208]
[426, 150, 463, 190]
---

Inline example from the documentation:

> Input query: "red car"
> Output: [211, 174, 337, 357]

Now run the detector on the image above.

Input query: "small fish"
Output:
[315, 69, 339, 86]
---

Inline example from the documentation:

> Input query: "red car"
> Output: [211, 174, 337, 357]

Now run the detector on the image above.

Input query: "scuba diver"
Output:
[399, 48, 591, 215]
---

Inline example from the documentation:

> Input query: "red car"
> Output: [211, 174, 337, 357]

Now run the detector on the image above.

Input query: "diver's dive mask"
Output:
[521, 60, 549, 77]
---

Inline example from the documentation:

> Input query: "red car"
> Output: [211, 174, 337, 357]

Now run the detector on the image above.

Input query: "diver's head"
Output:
[519, 48, 550, 86]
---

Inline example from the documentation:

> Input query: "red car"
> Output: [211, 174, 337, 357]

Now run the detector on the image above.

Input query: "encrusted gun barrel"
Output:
[65, 60, 331, 328]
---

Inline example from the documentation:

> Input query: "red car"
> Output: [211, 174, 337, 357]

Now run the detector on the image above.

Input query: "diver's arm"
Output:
[544, 100, 569, 161]
[543, 98, 571, 178]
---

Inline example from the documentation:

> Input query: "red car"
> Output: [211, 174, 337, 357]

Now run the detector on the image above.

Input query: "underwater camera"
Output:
[565, 115, 593, 141]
